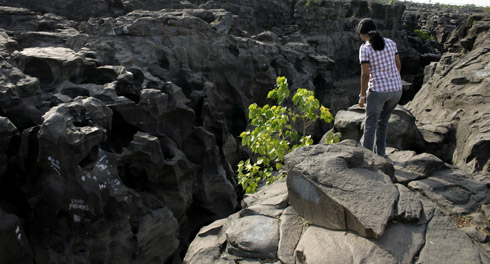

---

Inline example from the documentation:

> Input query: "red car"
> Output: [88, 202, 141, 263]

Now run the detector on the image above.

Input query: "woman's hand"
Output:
[358, 97, 365, 107]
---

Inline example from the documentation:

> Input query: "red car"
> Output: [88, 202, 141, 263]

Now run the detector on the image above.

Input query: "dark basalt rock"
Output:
[0, 0, 488, 263]
[285, 141, 398, 239]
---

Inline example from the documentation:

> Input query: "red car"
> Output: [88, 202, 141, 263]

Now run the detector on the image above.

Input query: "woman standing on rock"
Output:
[357, 18, 403, 157]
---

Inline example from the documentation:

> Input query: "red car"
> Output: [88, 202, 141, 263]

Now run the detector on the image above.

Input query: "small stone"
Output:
[225, 215, 279, 259]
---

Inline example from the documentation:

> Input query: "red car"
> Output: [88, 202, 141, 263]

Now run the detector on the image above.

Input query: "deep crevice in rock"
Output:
[107, 110, 140, 153]
[24, 58, 54, 85]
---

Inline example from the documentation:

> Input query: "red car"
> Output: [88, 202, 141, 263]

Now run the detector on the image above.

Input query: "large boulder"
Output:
[330, 105, 425, 152]
[225, 215, 280, 259]
[184, 179, 289, 263]
[285, 140, 397, 239]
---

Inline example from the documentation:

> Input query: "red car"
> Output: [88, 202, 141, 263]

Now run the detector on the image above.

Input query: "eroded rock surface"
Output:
[407, 14, 490, 174]
[184, 141, 490, 263]
[0, 0, 488, 263]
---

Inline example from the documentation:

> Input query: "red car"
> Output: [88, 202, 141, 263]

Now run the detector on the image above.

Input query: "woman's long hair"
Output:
[357, 18, 385, 51]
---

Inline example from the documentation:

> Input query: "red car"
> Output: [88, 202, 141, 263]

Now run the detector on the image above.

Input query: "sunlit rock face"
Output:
[407, 14, 490, 173]
[184, 141, 489, 264]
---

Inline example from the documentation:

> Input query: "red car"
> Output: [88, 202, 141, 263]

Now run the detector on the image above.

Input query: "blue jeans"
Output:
[361, 90, 402, 157]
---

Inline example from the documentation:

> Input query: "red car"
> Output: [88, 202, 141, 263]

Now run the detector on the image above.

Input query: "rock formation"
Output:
[406, 14, 490, 173]
[184, 141, 490, 263]
[0, 0, 489, 263]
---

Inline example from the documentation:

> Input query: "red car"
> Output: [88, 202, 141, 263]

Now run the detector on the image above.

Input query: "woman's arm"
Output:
[395, 54, 401, 73]
[359, 63, 370, 107]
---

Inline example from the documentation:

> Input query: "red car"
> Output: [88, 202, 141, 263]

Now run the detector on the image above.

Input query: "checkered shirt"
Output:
[359, 38, 402, 92]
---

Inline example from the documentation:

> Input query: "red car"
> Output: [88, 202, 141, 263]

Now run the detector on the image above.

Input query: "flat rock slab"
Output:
[375, 221, 426, 264]
[285, 140, 398, 239]
[241, 179, 288, 209]
[389, 150, 447, 184]
[408, 168, 489, 215]
[417, 207, 486, 263]
[295, 226, 397, 264]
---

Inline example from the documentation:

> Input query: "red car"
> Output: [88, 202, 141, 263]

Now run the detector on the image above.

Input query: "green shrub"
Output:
[414, 29, 435, 42]
[305, 0, 322, 7]
[237, 76, 337, 193]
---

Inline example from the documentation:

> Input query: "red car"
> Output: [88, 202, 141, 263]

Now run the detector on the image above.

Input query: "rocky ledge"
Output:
[185, 141, 490, 264]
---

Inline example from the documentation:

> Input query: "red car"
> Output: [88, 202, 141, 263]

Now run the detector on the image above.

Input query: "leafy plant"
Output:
[237, 76, 337, 193]
[414, 29, 435, 42]
[305, 0, 322, 7]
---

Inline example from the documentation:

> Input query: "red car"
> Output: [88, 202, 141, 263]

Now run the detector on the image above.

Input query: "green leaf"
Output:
[289, 131, 298, 141]
[267, 90, 277, 99]
[265, 110, 273, 119]
[269, 149, 277, 160]
[239, 131, 248, 138]
[276, 76, 286, 86]
[293, 93, 300, 104]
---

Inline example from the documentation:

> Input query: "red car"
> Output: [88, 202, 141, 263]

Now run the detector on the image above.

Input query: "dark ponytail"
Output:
[357, 18, 385, 51]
